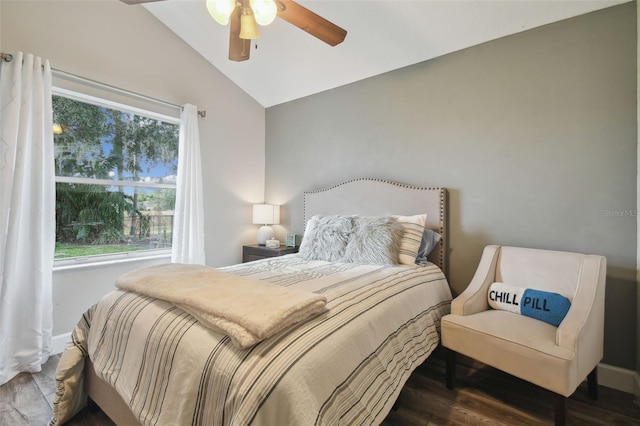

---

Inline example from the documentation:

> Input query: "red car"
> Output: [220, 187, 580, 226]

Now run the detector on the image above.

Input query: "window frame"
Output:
[52, 87, 180, 268]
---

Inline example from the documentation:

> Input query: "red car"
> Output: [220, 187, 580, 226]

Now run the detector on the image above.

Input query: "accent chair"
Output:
[441, 245, 607, 426]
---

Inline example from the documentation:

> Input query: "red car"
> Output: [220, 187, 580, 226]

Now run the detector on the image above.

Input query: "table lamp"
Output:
[252, 204, 280, 245]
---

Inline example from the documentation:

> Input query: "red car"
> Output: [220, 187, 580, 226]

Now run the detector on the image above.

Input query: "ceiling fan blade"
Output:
[275, 0, 346, 47]
[119, 0, 165, 4]
[229, 5, 251, 62]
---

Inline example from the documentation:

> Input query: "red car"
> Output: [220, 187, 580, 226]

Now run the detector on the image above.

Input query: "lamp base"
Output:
[257, 225, 274, 245]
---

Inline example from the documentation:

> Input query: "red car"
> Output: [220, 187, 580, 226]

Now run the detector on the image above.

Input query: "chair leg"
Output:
[554, 394, 567, 426]
[587, 367, 598, 400]
[445, 348, 456, 390]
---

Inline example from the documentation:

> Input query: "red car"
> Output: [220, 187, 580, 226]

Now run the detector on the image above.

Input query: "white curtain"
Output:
[171, 104, 205, 265]
[0, 52, 55, 385]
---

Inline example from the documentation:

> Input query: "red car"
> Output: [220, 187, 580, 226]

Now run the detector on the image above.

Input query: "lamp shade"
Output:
[239, 5, 261, 40]
[206, 0, 236, 25]
[252, 204, 280, 225]
[251, 0, 277, 26]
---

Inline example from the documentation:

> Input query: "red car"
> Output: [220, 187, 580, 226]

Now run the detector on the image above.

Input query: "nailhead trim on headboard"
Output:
[303, 178, 448, 275]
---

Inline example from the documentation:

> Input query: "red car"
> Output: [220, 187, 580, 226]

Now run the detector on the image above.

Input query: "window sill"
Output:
[53, 249, 171, 272]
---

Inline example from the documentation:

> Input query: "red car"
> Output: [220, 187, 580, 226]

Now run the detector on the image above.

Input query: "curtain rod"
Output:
[1, 52, 206, 118]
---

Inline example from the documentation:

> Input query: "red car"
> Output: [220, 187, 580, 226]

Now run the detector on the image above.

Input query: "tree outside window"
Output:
[53, 91, 180, 261]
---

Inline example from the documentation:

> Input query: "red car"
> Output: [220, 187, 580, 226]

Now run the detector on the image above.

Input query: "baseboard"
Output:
[598, 362, 636, 394]
[51, 332, 71, 355]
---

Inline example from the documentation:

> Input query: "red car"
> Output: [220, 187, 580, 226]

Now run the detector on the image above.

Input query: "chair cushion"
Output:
[488, 282, 571, 327]
[441, 310, 579, 396]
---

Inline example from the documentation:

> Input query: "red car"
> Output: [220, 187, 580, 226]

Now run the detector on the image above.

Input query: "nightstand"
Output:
[242, 244, 299, 263]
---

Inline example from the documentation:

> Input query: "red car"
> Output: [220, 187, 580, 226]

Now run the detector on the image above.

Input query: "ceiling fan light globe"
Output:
[239, 7, 261, 39]
[206, 0, 236, 25]
[250, 0, 277, 26]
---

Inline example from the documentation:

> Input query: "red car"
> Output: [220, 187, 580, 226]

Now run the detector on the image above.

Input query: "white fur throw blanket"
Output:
[115, 263, 327, 348]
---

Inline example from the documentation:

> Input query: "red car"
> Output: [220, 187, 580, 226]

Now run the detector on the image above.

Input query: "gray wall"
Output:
[266, 3, 637, 369]
[2, 0, 266, 336]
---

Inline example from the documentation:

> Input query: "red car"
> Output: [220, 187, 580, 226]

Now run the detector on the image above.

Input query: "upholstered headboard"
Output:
[303, 178, 448, 274]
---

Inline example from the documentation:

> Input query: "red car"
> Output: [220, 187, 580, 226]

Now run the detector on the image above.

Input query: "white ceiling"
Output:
[143, 0, 628, 108]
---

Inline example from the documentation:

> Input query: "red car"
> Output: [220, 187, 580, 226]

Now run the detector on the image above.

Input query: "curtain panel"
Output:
[171, 103, 205, 265]
[0, 52, 55, 385]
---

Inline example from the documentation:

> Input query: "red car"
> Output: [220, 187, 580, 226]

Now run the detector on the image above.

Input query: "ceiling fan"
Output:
[120, 0, 347, 62]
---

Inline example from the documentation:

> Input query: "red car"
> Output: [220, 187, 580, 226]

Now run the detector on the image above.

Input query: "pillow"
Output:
[343, 216, 403, 265]
[416, 229, 442, 263]
[393, 214, 427, 265]
[298, 215, 353, 262]
[487, 282, 571, 327]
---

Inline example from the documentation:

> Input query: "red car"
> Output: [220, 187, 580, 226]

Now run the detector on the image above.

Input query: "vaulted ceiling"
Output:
[141, 0, 628, 107]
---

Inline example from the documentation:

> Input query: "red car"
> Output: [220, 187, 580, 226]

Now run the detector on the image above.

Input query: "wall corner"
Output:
[633, 2, 640, 404]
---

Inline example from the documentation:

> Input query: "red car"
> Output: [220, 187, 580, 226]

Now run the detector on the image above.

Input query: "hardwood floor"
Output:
[0, 354, 112, 426]
[2, 349, 639, 425]
[386, 350, 640, 426]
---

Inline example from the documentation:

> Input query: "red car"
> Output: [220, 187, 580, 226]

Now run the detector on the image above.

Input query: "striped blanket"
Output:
[51, 255, 452, 426]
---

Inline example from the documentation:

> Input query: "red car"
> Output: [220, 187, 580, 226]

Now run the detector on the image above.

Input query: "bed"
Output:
[50, 178, 452, 426]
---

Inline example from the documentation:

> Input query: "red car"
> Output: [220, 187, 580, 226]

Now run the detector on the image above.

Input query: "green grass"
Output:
[54, 242, 150, 259]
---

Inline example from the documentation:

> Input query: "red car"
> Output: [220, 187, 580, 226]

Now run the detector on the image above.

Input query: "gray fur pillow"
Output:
[343, 216, 403, 265]
[298, 215, 353, 262]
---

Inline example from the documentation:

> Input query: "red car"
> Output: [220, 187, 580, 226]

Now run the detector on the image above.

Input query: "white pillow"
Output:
[393, 214, 427, 265]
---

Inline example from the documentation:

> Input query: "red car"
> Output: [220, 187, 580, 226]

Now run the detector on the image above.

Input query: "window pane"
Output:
[53, 92, 179, 261]
[55, 183, 175, 260]
[53, 95, 179, 184]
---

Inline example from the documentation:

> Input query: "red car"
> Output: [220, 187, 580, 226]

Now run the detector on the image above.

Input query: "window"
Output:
[53, 88, 180, 263]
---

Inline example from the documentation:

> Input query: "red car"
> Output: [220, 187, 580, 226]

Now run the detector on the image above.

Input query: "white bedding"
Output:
[51, 254, 452, 426]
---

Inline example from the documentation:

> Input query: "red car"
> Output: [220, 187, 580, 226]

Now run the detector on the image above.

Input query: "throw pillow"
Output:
[416, 229, 442, 263]
[393, 214, 427, 265]
[298, 215, 353, 262]
[343, 216, 404, 265]
[487, 282, 571, 327]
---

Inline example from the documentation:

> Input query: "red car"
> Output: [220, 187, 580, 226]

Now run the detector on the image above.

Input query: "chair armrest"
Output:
[451, 245, 501, 316]
[556, 255, 606, 361]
